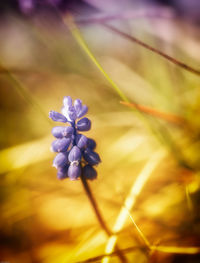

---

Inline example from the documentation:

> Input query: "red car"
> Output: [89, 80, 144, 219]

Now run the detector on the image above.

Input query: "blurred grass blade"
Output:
[64, 14, 129, 102]
[75, 246, 147, 263]
[76, 243, 200, 263]
[125, 209, 151, 248]
[151, 245, 200, 254]
[102, 149, 166, 263]
[120, 101, 185, 125]
[0, 136, 51, 173]
[63, 15, 193, 170]
[77, 7, 174, 25]
[103, 24, 200, 76]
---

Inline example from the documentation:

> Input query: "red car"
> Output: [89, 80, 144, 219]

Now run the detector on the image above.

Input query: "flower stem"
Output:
[80, 174, 111, 235]
[80, 174, 127, 262]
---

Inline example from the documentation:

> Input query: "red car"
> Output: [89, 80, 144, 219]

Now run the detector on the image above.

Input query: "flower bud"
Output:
[53, 152, 68, 169]
[68, 146, 82, 162]
[83, 148, 101, 165]
[57, 164, 69, 180]
[52, 126, 64, 138]
[63, 96, 72, 108]
[83, 165, 97, 180]
[77, 117, 91, 131]
[74, 99, 82, 114]
[49, 111, 67, 123]
[76, 134, 87, 149]
[68, 163, 81, 180]
[77, 105, 88, 118]
[62, 126, 74, 137]
[52, 126, 74, 139]
[68, 106, 77, 121]
[51, 138, 71, 152]
[87, 138, 96, 150]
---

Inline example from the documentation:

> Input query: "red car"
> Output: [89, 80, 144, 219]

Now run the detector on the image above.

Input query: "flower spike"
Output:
[49, 96, 100, 180]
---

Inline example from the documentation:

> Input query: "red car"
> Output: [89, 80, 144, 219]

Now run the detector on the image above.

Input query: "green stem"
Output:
[66, 16, 195, 171]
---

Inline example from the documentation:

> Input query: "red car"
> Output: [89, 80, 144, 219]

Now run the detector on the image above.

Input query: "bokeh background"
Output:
[0, 0, 200, 262]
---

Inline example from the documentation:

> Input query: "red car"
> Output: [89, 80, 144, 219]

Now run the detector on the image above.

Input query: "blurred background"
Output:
[0, 0, 200, 262]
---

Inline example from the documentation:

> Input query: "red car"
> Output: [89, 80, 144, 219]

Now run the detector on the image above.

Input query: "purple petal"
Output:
[52, 126, 64, 138]
[74, 99, 82, 114]
[68, 106, 77, 121]
[76, 134, 88, 149]
[53, 152, 68, 169]
[77, 105, 88, 118]
[51, 138, 71, 152]
[52, 126, 74, 139]
[83, 148, 101, 165]
[57, 164, 69, 180]
[49, 111, 67, 123]
[77, 117, 91, 131]
[87, 138, 96, 150]
[63, 96, 72, 108]
[68, 163, 81, 180]
[68, 146, 82, 162]
[62, 126, 74, 137]
[83, 165, 97, 180]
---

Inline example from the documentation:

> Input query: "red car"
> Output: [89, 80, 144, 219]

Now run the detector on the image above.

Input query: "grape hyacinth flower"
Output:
[49, 96, 101, 181]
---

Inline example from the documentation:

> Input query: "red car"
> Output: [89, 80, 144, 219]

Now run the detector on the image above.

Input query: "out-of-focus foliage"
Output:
[0, 2, 200, 263]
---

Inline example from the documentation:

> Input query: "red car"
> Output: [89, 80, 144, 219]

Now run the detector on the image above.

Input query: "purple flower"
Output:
[68, 146, 81, 162]
[74, 99, 82, 114]
[76, 134, 87, 149]
[87, 138, 96, 150]
[77, 105, 88, 118]
[63, 96, 72, 108]
[67, 106, 77, 121]
[51, 138, 71, 152]
[68, 163, 81, 180]
[52, 126, 74, 138]
[53, 152, 68, 169]
[57, 164, 69, 180]
[76, 117, 91, 131]
[49, 96, 100, 180]
[49, 111, 68, 123]
[83, 148, 101, 166]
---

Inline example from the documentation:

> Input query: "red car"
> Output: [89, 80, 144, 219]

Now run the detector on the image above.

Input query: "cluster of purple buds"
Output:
[49, 96, 101, 181]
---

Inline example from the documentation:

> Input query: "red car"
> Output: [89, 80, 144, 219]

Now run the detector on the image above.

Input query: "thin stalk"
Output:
[77, 7, 174, 25]
[120, 101, 185, 126]
[75, 242, 200, 263]
[75, 246, 147, 263]
[80, 174, 127, 263]
[65, 14, 128, 102]
[65, 15, 194, 171]
[80, 174, 111, 236]
[125, 208, 151, 249]
[103, 23, 200, 76]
